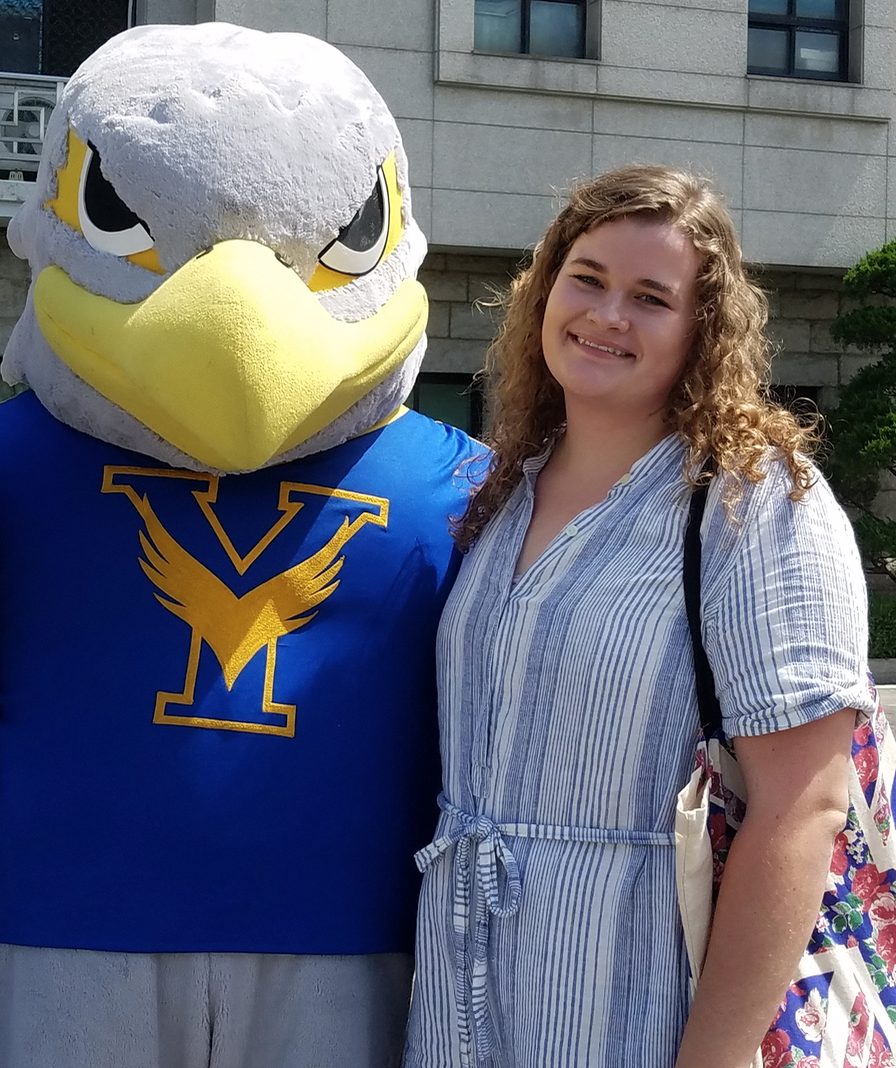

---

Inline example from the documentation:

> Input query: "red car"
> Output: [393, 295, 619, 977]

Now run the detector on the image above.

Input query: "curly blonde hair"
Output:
[455, 164, 817, 551]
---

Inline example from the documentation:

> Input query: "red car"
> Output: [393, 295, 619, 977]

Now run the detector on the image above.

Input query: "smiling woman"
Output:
[402, 165, 876, 1068]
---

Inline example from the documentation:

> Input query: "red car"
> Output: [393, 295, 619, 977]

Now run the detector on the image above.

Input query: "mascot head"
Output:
[2, 22, 428, 472]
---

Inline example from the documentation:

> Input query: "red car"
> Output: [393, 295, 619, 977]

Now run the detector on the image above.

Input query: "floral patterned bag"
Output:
[675, 479, 896, 1068]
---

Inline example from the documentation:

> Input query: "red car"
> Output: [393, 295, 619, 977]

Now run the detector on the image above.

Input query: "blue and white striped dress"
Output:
[403, 433, 877, 1068]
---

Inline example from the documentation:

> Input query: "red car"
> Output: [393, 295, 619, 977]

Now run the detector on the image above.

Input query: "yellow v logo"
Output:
[103, 466, 389, 737]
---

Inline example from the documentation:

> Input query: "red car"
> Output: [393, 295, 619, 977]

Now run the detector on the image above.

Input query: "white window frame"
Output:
[438, 0, 600, 96]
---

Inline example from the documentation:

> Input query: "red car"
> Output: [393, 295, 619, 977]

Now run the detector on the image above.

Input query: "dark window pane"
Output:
[414, 381, 476, 434]
[41, 0, 129, 77]
[0, 0, 41, 12]
[530, 0, 585, 58]
[749, 0, 789, 14]
[748, 26, 789, 72]
[767, 384, 820, 425]
[795, 29, 840, 73]
[0, 0, 42, 74]
[795, 0, 840, 17]
[474, 0, 522, 54]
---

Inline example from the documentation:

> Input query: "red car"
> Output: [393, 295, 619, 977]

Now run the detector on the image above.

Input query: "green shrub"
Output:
[825, 239, 896, 579]
[869, 593, 896, 658]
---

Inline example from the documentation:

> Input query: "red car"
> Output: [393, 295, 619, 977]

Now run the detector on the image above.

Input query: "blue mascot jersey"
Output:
[0, 391, 487, 954]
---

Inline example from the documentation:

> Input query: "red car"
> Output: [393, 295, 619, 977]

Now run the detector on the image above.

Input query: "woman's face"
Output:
[541, 215, 700, 427]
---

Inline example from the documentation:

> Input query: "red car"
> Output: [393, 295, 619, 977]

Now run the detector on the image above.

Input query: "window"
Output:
[748, 0, 849, 81]
[473, 0, 585, 59]
[410, 374, 484, 437]
[0, 0, 130, 78]
[0, 0, 40, 74]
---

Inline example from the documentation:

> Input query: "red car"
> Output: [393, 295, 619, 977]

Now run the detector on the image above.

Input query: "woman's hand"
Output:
[674, 706, 857, 1068]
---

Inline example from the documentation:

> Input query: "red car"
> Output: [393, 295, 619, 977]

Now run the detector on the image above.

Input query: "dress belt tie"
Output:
[415, 792, 675, 1068]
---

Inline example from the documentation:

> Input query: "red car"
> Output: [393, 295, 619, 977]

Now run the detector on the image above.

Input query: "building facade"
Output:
[1, 0, 894, 426]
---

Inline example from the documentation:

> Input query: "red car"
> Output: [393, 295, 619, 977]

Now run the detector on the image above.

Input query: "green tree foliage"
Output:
[827, 239, 896, 582]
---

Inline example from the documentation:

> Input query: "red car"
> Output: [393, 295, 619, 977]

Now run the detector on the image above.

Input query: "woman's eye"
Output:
[574, 273, 601, 286]
[78, 143, 155, 257]
[639, 293, 669, 307]
[318, 167, 390, 277]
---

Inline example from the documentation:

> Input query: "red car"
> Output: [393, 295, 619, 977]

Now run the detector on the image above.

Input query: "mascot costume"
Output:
[0, 22, 483, 1068]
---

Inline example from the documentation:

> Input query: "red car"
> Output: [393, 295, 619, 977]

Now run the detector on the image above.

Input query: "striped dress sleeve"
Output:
[701, 460, 877, 738]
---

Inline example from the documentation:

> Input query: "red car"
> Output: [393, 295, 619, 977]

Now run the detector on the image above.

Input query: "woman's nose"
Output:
[586, 292, 629, 330]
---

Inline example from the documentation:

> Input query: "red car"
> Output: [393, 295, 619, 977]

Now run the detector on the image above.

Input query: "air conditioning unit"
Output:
[0, 93, 55, 179]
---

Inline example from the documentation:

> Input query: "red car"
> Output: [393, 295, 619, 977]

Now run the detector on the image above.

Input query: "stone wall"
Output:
[761, 266, 869, 410]
[0, 231, 28, 402]
[418, 251, 522, 375]
[420, 252, 870, 406]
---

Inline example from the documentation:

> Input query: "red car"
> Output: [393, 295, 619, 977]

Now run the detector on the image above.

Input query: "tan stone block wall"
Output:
[0, 233, 28, 402]
[421, 254, 875, 406]
[759, 266, 873, 411]
[420, 251, 522, 375]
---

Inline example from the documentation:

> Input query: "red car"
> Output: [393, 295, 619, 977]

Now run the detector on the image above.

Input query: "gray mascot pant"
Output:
[0, 945, 413, 1068]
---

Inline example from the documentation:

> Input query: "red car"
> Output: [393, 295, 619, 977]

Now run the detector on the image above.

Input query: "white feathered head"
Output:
[3, 22, 428, 472]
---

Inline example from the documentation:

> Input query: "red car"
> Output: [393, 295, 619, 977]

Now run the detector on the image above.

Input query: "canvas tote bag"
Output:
[676, 478, 896, 1068]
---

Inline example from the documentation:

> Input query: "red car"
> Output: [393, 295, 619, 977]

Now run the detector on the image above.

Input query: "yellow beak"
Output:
[34, 240, 428, 471]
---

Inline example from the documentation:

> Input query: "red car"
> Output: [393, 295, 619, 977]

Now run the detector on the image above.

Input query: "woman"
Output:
[403, 166, 875, 1068]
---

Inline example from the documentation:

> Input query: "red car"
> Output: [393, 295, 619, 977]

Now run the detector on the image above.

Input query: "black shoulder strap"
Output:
[684, 475, 723, 737]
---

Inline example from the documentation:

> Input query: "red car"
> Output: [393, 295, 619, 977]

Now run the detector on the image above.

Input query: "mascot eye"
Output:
[78, 142, 155, 257]
[317, 167, 389, 277]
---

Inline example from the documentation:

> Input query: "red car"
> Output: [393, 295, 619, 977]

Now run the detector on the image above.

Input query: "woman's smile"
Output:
[569, 335, 635, 359]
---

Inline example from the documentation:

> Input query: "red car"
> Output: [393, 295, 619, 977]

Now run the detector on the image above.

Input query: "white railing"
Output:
[0, 72, 66, 217]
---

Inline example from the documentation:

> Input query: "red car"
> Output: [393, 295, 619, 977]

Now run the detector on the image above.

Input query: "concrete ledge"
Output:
[0, 179, 32, 220]
[870, 659, 896, 685]
[437, 49, 599, 96]
[875, 684, 896, 732]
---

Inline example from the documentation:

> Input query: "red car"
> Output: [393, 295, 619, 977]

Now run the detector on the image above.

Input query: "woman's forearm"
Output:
[674, 801, 845, 1068]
